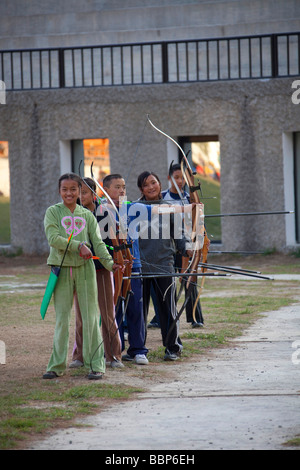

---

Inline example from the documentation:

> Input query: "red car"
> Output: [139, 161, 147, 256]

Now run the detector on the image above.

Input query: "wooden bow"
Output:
[90, 163, 133, 310]
[110, 228, 125, 307]
[192, 227, 210, 323]
[147, 116, 206, 296]
[114, 227, 133, 310]
[180, 157, 210, 322]
[121, 239, 133, 303]
[179, 158, 204, 290]
[147, 116, 209, 339]
[168, 157, 208, 322]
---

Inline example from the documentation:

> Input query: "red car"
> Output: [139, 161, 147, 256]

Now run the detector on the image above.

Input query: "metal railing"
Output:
[0, 32, 299, 91]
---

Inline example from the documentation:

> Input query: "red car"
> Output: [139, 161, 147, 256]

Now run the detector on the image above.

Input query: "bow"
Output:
[162, 160, 194, 304]
[110, 228, 126, 308]
[147, 116, 208, 317]
[78, 162, 130, 364]
[147, 116, 209, 350]
[191, 229, 209, 323]
[147, 115, 205, 268]
[120, 239, 134, 310]
[79, 160, 127, 306]
[90, 163, 133, 311]
[179, 156, 207, 282]
[179, 153, 211, 323]
[169, 158, 206, 324]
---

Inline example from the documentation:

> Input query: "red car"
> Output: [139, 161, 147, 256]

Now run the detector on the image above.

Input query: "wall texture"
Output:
[0, 0, 300, 49]
[0, 76, 298, 254]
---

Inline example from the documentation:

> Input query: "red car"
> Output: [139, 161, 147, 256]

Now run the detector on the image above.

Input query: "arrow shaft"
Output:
[123, 272, 229, 280]
[199, 264, 272, 280]
[206, 210, 294, 218]
[198, 262, 261, 275]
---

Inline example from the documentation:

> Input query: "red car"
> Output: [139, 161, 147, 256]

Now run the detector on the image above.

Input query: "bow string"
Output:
[147, 116, 209, 319]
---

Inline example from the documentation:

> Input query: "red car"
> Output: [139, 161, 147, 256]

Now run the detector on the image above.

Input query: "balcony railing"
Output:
[0, 32, 299, 91]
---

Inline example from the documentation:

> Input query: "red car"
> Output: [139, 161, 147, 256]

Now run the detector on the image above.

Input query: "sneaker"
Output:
[69, 360, 84, 368]
[192, 321, 204, 328]
[122, 354, 134, 362]
[164, 350, 179, 361]
[148, 322, 160, 328]
[134, 354, 149, 365]
[88, 371, 103, 380]
[110, 359, 125, 369]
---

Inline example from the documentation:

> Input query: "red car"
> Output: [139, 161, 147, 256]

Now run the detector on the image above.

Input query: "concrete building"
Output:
[0, 0, 300, 254]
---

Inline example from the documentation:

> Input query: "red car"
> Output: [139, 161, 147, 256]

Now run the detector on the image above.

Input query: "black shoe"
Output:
[122, 354, 134, 362]
[192, 321, 204, 328]
[148, 322, 160, 328]
[43, 371, 58, 379]
[88, 371, 103, 380]
[164, 350, 179, 361]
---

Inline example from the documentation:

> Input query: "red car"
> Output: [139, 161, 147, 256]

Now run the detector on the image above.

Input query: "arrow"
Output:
[123, 272, 230, 280]
[205, 210, 294, 218]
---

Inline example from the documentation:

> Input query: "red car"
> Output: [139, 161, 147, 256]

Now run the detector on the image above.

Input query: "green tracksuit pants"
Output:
[46, 261, 105, 375]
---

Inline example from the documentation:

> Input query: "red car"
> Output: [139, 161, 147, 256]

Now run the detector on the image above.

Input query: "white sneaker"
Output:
[133, 354, 149, 365]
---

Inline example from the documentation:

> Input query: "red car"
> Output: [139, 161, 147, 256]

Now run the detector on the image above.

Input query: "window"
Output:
[0, 141, 10, 244]
[71, 138, 110, 196]
[179, 136, 221, 243]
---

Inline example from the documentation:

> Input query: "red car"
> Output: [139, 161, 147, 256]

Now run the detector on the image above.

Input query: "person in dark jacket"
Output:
[137, 171, 194, 361]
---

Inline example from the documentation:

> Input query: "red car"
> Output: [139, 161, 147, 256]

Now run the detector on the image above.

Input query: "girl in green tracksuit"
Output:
[43, 173, 122, 380]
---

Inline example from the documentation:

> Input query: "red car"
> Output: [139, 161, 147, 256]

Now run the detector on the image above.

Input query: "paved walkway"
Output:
[31, 297, 300, 450]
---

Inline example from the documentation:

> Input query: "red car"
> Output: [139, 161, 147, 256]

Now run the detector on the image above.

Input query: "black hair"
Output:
[103, 174, 124, 188]
[137, 171, 162, 200]
[137, 171, 161, 190]
[169, 163, 181, 176]
[82, 177, 96, 192]
[58, 173, 82, 190]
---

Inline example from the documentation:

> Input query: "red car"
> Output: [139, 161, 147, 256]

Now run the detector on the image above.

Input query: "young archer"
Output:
[42, 173, 123, 380]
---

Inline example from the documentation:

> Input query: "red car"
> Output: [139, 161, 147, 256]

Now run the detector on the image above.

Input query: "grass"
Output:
[282, 435, 300, 447]
[0, 381, 143, 450]
[198, 175, 221, 241]
[0, 196, 10, 244]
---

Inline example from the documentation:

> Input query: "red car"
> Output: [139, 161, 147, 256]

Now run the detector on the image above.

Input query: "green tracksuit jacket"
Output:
[45, 202, 114, 270]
